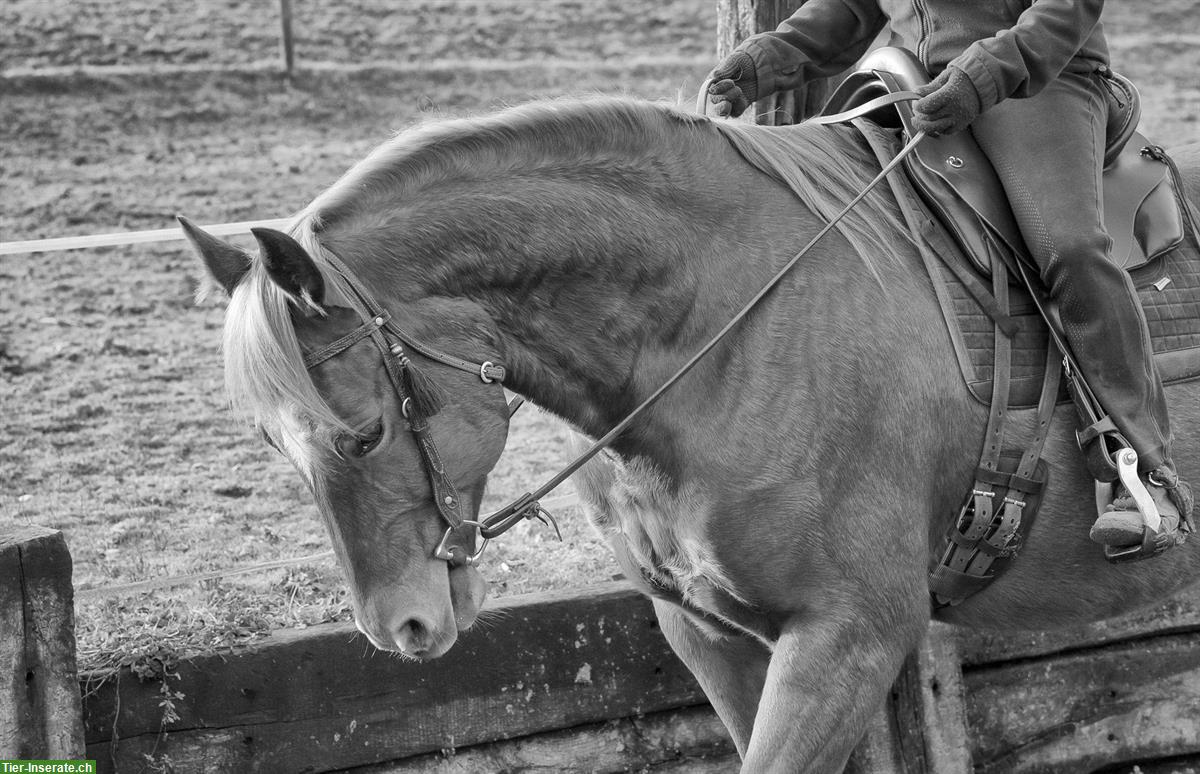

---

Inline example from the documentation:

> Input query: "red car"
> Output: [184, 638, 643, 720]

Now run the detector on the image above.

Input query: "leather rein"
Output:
[303, 125, 927, 569]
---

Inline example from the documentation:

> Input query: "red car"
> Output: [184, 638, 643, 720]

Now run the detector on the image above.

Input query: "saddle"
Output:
[816, 48, 1198, 605]
[822, 47, 1186, 275]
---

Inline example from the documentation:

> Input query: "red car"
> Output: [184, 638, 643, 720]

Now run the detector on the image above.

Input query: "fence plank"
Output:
[82, 582, 710, 773]
[965, 630, 1200, 773]
[956, 592, 1200, 666]
[339, 704, 735, 773]
[0, 526, 85, 759]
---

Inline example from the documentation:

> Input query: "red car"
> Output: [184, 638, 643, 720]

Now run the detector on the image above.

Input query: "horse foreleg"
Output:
[652, 598, 770, 757]
[741, 609, 928, 773]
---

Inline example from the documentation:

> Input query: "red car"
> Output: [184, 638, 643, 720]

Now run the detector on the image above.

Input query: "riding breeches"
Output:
[970, 69, 1174, 474]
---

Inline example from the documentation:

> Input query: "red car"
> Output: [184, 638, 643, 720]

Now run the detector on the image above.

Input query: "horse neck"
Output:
[311, 107, 851, 462]
[431, 125, 818, 446]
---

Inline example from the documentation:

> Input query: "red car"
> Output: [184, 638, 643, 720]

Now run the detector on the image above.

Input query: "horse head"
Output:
[180, 216, 511, 659]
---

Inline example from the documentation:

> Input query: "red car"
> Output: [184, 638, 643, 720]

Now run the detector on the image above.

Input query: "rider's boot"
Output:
[1090, 464, 1194, 558]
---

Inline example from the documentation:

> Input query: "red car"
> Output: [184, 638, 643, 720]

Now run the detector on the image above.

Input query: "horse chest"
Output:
[575, 455, 746, 608]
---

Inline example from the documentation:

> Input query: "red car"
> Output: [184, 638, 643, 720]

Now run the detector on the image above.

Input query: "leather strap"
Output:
[945, 251, 1012, 579]
[304, 311, 388, 368]
[320, 251, 507, 383]
[807, 90, 921, 126]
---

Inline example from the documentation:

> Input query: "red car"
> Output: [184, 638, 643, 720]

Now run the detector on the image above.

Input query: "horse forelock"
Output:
[222, 252, 359, 466]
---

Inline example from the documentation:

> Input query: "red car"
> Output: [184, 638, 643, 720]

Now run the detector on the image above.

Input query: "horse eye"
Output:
[358, 419, 384, 454]
[337, 419, 384, 459]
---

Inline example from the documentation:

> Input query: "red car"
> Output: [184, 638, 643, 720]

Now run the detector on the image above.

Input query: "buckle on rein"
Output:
[433, 493, 562, 567]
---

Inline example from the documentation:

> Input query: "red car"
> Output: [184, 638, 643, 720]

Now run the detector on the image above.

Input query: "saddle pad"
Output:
[934, 196, 1200, 408]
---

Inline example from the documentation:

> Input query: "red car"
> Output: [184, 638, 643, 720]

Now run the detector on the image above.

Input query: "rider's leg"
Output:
[970, 68, 1190, 551]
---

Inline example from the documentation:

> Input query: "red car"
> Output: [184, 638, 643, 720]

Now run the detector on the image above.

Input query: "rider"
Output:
[705, 0, 1193, 557]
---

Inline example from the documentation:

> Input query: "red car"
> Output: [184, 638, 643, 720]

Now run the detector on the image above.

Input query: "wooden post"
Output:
[278, 0, 296, 78]
[846, 624, 974, 774]
[0, 526, 85, 759]
[714, 0, 839, 125]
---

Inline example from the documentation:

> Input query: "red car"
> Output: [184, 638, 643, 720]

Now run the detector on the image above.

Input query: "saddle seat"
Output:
[821, 47, 1186, 275]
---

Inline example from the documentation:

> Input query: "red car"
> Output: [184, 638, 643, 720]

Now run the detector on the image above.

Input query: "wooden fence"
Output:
[4, 525, 1200, 773]
[1, 527, 85, 760]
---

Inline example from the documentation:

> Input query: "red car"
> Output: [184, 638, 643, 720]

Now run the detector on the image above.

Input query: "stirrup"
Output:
[1094, 448, 1183, 563]
[1103, 524, 1182, 563]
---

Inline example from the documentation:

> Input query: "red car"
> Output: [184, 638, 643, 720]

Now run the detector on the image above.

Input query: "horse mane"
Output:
[222, 97, 908, 453]
[708, 118, 910, 279]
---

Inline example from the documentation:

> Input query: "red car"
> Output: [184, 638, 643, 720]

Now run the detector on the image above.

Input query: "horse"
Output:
[181, 97, 1200, 772]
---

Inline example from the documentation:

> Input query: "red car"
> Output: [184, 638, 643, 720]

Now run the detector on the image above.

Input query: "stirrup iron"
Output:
[1097, 447, 1171, 563]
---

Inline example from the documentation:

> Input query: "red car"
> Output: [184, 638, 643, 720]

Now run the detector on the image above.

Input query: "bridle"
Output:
[299, 126, 927, 569]
[301, 251, 513, 567]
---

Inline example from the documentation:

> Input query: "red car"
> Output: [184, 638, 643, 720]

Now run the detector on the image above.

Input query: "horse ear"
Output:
[251, 227, 326, 311]
[178, 215, 252, 296]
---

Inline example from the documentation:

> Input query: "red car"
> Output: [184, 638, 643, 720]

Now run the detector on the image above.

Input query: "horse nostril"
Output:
[394, 617, 433, 656]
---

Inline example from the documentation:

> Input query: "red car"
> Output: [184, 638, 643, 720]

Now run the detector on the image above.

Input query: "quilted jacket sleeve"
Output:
[740, 0, 888, 100]
[953, 0, 1106, 110]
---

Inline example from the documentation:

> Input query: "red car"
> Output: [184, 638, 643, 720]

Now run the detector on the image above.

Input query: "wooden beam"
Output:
[76, 572, 1200, 773]
[956, 593, 1200, 666]
[965, 630, 1200, 772]
[82, 582, 710, 773]
[0, 526, 85, 759]
[346, 704, 735, 773]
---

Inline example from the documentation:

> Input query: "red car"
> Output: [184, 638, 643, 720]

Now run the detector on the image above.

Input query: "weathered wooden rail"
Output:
[1, 526, 85, 760]
[4, 525, 1200, 772]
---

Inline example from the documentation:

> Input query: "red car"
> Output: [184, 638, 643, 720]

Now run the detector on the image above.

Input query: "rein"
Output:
[306, 126, 927, 568]
[477, 128, 928, 537]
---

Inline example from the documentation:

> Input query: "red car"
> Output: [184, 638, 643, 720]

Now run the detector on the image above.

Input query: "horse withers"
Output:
[183, 98, 1200, 772]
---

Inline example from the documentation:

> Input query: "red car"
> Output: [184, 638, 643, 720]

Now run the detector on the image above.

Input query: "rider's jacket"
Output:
[741, 0, 1108, 112]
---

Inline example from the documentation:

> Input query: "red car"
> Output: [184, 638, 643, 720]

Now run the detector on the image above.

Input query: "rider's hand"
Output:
[912, 66, 983, 136]
[706, 51, 759, 118]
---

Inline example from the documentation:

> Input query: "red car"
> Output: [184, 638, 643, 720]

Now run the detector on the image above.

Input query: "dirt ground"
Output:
[2, 1, 1197, 674]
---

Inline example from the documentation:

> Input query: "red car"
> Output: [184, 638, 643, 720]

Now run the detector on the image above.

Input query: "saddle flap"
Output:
[1106, 139, 1185, 270]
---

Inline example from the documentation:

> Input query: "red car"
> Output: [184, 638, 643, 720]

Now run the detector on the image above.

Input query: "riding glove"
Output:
[912, 66, 984, 136]
[706, 51, 759, 118]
